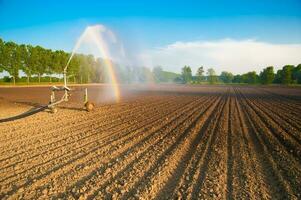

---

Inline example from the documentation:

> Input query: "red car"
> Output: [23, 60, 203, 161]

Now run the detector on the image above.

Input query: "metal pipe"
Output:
[64, 72, 67, 88]
[84, 88, 88, 103]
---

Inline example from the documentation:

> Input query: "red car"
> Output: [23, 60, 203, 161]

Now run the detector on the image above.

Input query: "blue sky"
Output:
[0, 0, 301, 73]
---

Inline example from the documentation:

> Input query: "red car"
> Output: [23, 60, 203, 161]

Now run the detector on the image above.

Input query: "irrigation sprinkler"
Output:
[47, 67, 94, 113]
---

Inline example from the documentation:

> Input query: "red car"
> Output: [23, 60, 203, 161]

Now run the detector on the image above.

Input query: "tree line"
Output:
[0, 38, 300, 85]
[0, 38, 157, 84]
[0, 38, 105, 84]
[179, 64, 301, 85]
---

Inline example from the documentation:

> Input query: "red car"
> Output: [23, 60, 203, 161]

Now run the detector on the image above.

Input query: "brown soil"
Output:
[0, 84, 300, 199]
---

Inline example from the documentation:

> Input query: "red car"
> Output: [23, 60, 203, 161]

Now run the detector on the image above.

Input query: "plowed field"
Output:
[0, 85, 300, 199]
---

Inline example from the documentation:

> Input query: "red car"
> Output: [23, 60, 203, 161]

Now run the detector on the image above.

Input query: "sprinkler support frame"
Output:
[47, 70, 72, 110]
[47, 71, 93, 112]
[48, 85, 70, 108]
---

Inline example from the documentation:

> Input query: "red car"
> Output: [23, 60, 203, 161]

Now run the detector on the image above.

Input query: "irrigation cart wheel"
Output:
[50, 107, 57, 114]
[85, 101, 94, 112]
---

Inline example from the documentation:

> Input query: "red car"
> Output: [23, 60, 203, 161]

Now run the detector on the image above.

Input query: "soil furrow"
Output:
[0, 98, 192, 194]
[254, 97, 301, 131]
[246, 89, 301, 143]
[0, 96, 174, 154]
[58, 95, 218, 198]
[238, 89, 301, 163]
[120, 95, 225, 200]
[0, 99, 181, 173]
[4, 95, 211, 198]
[0, 97, 182, 169]
[234, 90, 271, 198]
[236, 88, 300, 199]
[189, 89, 229, 199]
[1, 85, 300, 199]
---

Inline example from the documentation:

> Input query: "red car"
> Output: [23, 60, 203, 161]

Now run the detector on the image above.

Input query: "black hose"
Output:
[0, 105, 48, 123]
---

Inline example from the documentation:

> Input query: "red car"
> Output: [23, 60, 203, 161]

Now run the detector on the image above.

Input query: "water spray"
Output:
[47, 32, 93, 113]
[47, 24, 123, 113]
[0, 24, 125, 122]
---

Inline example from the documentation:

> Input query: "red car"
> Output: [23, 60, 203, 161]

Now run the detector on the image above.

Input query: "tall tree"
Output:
[281, 65, 294, 84]
[42, 49, 53, 82]
[3, 41, 20, 84]
[196, 66, 204, 82]
[232, 75, 242, 83]
[273, 69, 282, 84]
[35, 46, 50, 83]
[27, 45, 40, 82]
[78, 54, 91, 83]
[259, 66, 275, 84]
[19, 44, 31, 83]
[51, 50, 62, 75]
[242, 71, 258, 84]
[292, 64, 301, 84]
[181, 65, 192, 83]
[220, 71, 234, 83]
[0, 38, 4, 73]
[68, 54, 80, 83]
[207, 68, 217, 84]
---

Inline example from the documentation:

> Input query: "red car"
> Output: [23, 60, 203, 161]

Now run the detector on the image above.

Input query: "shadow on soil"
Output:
[58, 106, 85, 112]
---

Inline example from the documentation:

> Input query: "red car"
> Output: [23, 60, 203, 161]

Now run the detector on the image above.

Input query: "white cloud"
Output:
[138, 39, 301, 74]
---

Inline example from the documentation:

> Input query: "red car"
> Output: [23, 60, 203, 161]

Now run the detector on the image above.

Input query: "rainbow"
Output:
[89, 30, 121, 103]
[65, 25, 121, 103]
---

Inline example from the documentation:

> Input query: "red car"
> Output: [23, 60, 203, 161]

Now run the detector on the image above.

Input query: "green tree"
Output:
[232, 75, 242, 83]
[0, 38, 4, 73]
[86, 54, 96, 83]
[3, 41, 20, 84]
[181, 65, 192, 83]
[282, 65, 294, 84]
[27, 45, 40, 82]
[51, 50, 62, 75]
[220, 71, 234, 83]
[18, 44, 31, 83]
[77, 54, 92, 83]
[196, 66, 204, 82]
[292, 64, 301, 84]
[243, 71, 259, 84]
[7, 37, 301, 86]
[273, 69, 282, 84]
[207, 68, 217, 84]
[34, 46, 46, 83]
[43, 49, 53, 83]
[259, 66, 275, 84]
[68, 54, 81, 83]
[0, 37, 106, 84]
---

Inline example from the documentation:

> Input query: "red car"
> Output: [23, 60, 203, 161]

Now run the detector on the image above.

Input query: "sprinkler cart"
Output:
[47, 67, 94, 113]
